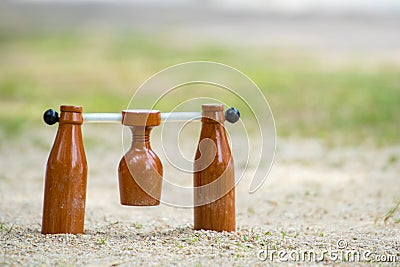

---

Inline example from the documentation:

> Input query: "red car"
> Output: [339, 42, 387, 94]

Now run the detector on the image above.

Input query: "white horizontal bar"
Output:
[160, 112, 201, 122]
[83, 113, 122, 123]
[83, 112, 202, 123]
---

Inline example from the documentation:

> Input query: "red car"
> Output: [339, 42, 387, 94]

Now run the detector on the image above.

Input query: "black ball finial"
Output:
[43, 109, 59, 125]
[225, 107, 240, 123]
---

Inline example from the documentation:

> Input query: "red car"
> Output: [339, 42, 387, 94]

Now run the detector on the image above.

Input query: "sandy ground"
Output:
[0, 125, 399, 266]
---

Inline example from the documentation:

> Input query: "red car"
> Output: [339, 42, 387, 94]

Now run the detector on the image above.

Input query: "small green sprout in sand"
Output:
[97, 238, 106, 245]
[0, 223, 14, 234]
[383, 201, 400, 223]
[134, 223, 143, 229]
[315, 229, 324, 237]
[215, 236, 221, 247]
[281, 230, 286, 238]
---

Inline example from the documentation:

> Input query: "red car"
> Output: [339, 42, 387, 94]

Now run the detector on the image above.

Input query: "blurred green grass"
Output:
[0, 31, 399, 144]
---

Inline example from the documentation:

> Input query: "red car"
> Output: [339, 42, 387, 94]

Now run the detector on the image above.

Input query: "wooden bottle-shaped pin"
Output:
[42, 105, 88, 234]
[194, 104, 235, 232]
[118, 110, 163, 206]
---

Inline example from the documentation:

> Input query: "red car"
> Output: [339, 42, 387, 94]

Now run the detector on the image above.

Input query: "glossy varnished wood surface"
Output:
[42, 105, 88, 234]
[118, 111, 163, 206]
[194, 104, 236, 232]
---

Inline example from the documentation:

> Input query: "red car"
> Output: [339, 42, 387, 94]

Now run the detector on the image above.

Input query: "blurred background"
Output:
[0, 0, 399, 144]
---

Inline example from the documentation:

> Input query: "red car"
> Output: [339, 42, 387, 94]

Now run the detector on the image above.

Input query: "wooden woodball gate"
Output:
[41, 104, 240, 234]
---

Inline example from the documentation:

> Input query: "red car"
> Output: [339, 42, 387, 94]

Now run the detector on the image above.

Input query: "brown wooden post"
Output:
[193, 104, 236, 232]
[42, 105, 88, 234]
